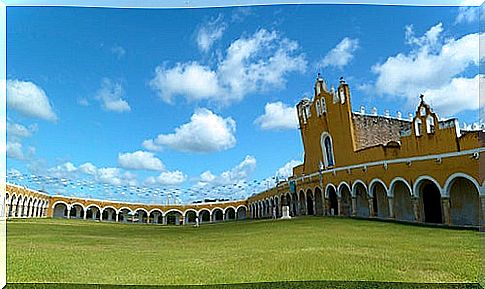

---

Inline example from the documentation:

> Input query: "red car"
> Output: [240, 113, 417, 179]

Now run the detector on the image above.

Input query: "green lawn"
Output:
[6, 217, 480, 286]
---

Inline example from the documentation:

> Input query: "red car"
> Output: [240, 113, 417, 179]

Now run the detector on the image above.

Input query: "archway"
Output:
[354, 182, 369, 217]
[134, 209, 148, 223]
[199, 209, 211, 223]
[306, 190, 314, 215]
[16, 195, 23, 217]
[118, 208, 132, 223]
[53, 202, 68, 218]
[70, 204, 85, 219]
[391, 180, 414, 221]
[236, 206, 247, 220]
[166, 210, 183, 225]
[314, 187, 324, 216]
[149, 210, 163, 224]
[9, 195, 16, 217]
[291, 192, 299, 216]
[102, 207, 117, 221]
[185, 210, 197, 224]
[339, 184, 352, 216]
[274, 197, 280, 218]
[448, 177, 479, 226]
[419, 180, 442, 224]
[371, 181, 389, 218]
[327, 186, 338, 216]
[212, 208, 224, 222]
[225, 207, 236, 221]
[86, 205, 101, 220]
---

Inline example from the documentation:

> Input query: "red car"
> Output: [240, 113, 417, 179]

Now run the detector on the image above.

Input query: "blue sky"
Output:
[5, 4, 482, 203]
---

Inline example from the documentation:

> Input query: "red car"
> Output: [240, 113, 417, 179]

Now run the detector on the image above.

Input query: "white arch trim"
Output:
[51, 200, 70, 210]
[368, 178, 389, 198]
[236, 205, 248, 212]
[133, 207, 149, 215]
[388, 177, 412, 198]
[183, 208, 198, 216]
[148, 208, 164, 215]
[211, 207, 224, 215]
[325, 183, 338, 198]
[413, 175, 443, 197]
[117, 206, 134, 214]
[164, 208, 184, 216]
[101, 205, 117, 213]
[443, 173, 481, 197]
[70, 202, 87, 211]
[198, 208, 211, 215]
[351, 179, 367, 198]
[85, 203, 102, 212]
[223, 206, 236, 214]
[337, 181, 351, 196]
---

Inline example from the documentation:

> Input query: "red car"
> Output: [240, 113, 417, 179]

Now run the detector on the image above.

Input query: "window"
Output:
[414, 118, 422, 136]
[305, 104, 311, 118]
[339, 88, 346, 104]
[426, 115, 435, 134]
[321, 97, 326, 114]
[420, 107, 426, 116]
[316, 100, 321, 117]
[321, 133, 335, 168]
[316, 82, 321, 95]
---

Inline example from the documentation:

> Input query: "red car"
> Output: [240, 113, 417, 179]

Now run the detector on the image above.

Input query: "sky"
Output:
[4, 3, 483, 204]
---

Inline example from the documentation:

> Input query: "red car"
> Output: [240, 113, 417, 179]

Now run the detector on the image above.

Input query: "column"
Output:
[368, 198, 375, 217]
[153, 212, 159, 224]
[209, 213, 213, 222]
[337, 198, 341, 216]
[67, 208, 71, 219]
[441, 197, 451, 225]
[92, 210, 96, 220]
[162, 215, 167, 225]
[351, 197, 357, 216]
[83, 211, 87, 220]
[108, 211, 113, 221]
[76, 209, 81, 218]
[388, 197, 395, 218]
[115, 212, 119, 222]
[412, 197, 420, 222]
[480, 196, 485, 227]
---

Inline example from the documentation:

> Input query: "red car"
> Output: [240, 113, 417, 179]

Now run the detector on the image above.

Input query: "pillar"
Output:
[153, 212, 159, 224]
[368, 198, 375, 217]
[441, 197, 451, 225]
[480, 196, 485, 226]
[337, 198, 341, 216]
[76, 209, 81, 218]
[115, 212, 119, 222]
[67, 208, 71, 219]
[351, 197, 357, 216]
[162, 215, 167, 225]
[412, 197, 420, 222]
[388, 197, 395, 218]
[83, 211, 87, 220]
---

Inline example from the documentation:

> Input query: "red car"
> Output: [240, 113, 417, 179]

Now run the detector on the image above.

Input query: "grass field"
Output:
[6, 217, 480, 286]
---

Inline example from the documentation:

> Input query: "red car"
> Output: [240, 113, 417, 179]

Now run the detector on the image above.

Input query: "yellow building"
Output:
[4, 75, 484, 228]
[248, 75, 483, 227]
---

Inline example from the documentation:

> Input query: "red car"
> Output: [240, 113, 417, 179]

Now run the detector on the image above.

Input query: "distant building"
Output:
[248, 75, 483, 227]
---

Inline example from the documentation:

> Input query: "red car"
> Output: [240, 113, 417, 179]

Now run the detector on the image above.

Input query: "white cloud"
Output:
[371, 23, 482, 116]
[196, 15, 226, 52]
[6, 141, 24, 160]
[455, 0, 482, 24]
[422, 74, 481, 117]
[144, 170, 187, 186]
[149, 29, 306, 105]
[77, 98, 90, 106]
[118, 150, 165, 171]
[318, 37, 359, 69]
[111, 45, 126, 59]
[7, 79, 58, 121]
[254, 101, 298, 130]
[7, 121, 37, 139]
[149, 62, 221, 104]
[143, 108, 236, 153]
[96, 167, 138, 186]
[78, 162, 97, 175]
[196, 155, 256, 187]
[275, 159, 301, 179]
[95, 78, 131, 113]
[47, 161, 78, 178]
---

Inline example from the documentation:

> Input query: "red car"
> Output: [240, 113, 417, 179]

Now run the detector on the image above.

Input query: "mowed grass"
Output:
[7, 217, 480, 285]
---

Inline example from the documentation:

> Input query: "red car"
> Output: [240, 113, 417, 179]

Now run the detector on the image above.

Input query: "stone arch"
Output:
[165, 209, 183, 225]
[299, 190, 306, 215]
[149, 209, 164, 224]
[445, 174, 480, 226]
[70, 203, 86, 219]
[274, 196, 280, 218]
[16, 195, 24, 217]
[390, 178, 414, 221]
[369, 178, 389, 218]
[415, 176, 443, 224]
[224, 206, 236, 220]
[199, 209, 211, 223]
[306, 189, 315, 215]
[353, 181, 369, 217]
[134, 208, 149, 223]
[52, 201, 69, 218]
[338, 182, 352, 216]
[314, 187, 324, 216]
[236, 205, 247, 220]
[326, 184, 338, 216]
[9, 194, 16, 217]
[212, 207, 224, 222]
[117, 207, 133, 223]
[101, 206, 117, 222]
[22, 196, 30, 217]
[184, 209, 197, 224]
[86, 204, 102, 220]
[291, 192, 299, 216]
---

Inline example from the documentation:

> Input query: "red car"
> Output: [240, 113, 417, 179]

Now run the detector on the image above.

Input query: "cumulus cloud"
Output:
[6, 141, 25, 160]
[143, 108, 236, 153]
[7, 79, 58, 121]
[111, 45, 126, 59]
[371, 23, 483, 116]
[254, 101, 298, 130]
[196, 155, 257, 187]
[275, 159, 302, 179]
[95, 78, 131, 113]
[144, 170, 187, 186]
[455, 0, 482, 24]
[149, 29, 306, 105]
[196, 15, 226, 52]
[7, 121, 37, 139]
[318, 37, 359, 69]
[118, 150, 165, 171]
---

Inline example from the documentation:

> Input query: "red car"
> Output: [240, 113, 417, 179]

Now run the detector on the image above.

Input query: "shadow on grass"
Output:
[6, 281, 483, 289]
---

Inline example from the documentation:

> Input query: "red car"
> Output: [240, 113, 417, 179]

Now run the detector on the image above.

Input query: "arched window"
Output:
[426, 115, 435, 134]
[316, 100, 321, 117]
[321, 133, 335, 168]
[321, 97, 326, 114]
[414, 118, 422, 136]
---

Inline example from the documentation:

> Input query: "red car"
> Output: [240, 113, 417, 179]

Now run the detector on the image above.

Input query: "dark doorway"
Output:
[328, 189, 338, 216]
[422, 183, 442, 223]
